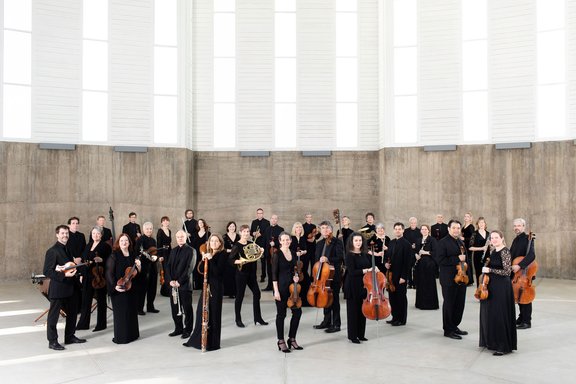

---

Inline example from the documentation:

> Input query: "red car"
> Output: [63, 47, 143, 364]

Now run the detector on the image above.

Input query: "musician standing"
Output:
[403, 217, 422, 289]
[222, 221, 239, 298]
[302, 213, 319, 276]
[368, 223, 390, 276]
[43, 225, 86, 350]
[431, 214, 449, 241]
[462, 212, 476, 285]
[436, 220, 468, 339]
[359, 212, 376, 233]
[344, 232, 372, 343]
[312, 221, 344, 333]
[290, 222, 309, 307]
[166, 230, 194, 338]
[67, 217, 86, 260]
[96, 215, 114, 246]
[157, 216, 172, 297]
[122, 212, 141, 243]
[414, 225, 439, 310]
[509, 218, 535, 329]
[183, 209, 198, 245]
[336, 215, 354, 246]
[106, 233, 141, 344]
[385, 223, 412, 326]
[272, 232, 303, 352]
[135, 222, 159, 314]
[263, 215, 284, 291]
[250, 208, 270, 283]
[230, 225, 268, 327]
[184, 233, 227, 350]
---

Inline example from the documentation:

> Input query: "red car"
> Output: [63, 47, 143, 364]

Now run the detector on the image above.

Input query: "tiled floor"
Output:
[1, 277, 574, 384]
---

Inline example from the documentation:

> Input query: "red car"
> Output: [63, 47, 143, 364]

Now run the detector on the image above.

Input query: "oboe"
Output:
[201, 249, 210, 352]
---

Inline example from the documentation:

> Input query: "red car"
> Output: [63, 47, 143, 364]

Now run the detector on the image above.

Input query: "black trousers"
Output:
[235, 271, 262, 322]
[346, 297, 366, 340]
[275, 297, 302, 340]
[518, 303, 532, 324]
[322, 282, 341, 327]
[440, 282, 466, 334]
[389, 282, 408, 324]
[47, 291, 79, 343]
[169, 288, 193, 333]
[138, 264, 158, 311]
[77, 284, 107, 329]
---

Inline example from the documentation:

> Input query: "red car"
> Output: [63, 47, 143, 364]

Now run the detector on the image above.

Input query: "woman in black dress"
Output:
[414, 225, 439, 310]
[184, 233, 227, 351]
[479, 230, 517, 356]
[272, 231, 303, 352]
[368, 223, 390, 274]
[469, 217, 490, 288]
[157, 216, 172, 297]
[106, 233, 141, 344]
[77, 226, 112, 331]
[290, 222, 309, 306]
[192, 219, 211, 290]
[462, 212, 475, 284]
[222, 221, 238, 298]
[344, 233, 372, 344]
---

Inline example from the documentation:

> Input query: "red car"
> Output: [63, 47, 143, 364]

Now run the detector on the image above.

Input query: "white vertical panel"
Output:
[3, 85, 31, 138]
[567, 0, 576, 138]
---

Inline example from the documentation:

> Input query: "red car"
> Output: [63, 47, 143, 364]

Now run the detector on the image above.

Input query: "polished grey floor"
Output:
[0, 277, 574, 384]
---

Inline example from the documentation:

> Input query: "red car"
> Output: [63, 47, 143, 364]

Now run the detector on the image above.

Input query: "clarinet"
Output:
[200, 249, 210, 352]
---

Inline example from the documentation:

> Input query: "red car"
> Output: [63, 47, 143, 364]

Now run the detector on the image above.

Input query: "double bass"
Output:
[307, 236, 335, 308]
[512, 233, 538, 304]
[362, 242, 391, 320]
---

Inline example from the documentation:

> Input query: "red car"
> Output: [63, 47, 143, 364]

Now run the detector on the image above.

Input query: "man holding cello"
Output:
[509, 218, 536, 330]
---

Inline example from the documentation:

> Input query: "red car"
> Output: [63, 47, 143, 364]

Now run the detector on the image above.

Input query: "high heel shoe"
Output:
[277, 339, 291, 353]
[254, 319, 269, 326]
[288, 338, 303, 350]
[236, 320, 245, 328]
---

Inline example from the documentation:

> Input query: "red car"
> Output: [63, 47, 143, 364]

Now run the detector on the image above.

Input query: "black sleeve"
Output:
[43, 247, 64, 282]
[345, 253, 363, 276]
[105, 253, 117, 295]
[271, 250, 280, 282]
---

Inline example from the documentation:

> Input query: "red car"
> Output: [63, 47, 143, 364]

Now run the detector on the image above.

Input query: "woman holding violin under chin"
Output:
[105, 233, 141, 344]
[479, 230, 517, 356]
[272, 231, 303, 353]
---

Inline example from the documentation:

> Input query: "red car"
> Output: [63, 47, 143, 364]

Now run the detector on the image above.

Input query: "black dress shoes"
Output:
[181, 332, 191, 339]
[517, 323, 531, 329]
[138, 310, 146, 316]
[147, 308, 160, 313]
[313, 323, 329, 330]
[386, 319, 395, 324]
[65, 336, 87, 344]
[49, 341, 65, 351]
[350, 338, 361, 344]
[325, 326, 341, 333]
[169, 330, 183, 337]
[236, 320, 246, 328]
[391, 321, 406, 326]
[255, 319, 269, 326]
[493, 351, 505, 356]
[444, 332, 462, 340]
[454, 328, 468, 335]
[359, 337, 368, 341]
[92, 326, 106, 332]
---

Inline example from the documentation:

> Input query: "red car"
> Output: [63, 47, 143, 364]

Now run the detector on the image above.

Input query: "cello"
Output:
[306, 235, 335, 308]
[362, 241, 391, 320]
[512, 233, 538, 304]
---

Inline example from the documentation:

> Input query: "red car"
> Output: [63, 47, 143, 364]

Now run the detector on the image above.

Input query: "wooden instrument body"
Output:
[117, 264, 138, 291]
[306, 260, 334, 308]
[474, 258, 490, 301]
[362, 270, 390, 320]
[512, 256, 538, 304]
[287, 280, 302, 308]
[91, 262, 106, 289]
[454, 246, 469, 285]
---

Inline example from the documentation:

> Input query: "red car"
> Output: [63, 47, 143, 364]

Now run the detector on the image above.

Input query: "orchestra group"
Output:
[42, 209, 537, 357]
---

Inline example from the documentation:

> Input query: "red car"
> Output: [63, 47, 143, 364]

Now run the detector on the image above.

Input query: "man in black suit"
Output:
[66, 217, 86, 260]
[431, 214, 449, 241]
[43, 225, 86, 350]
[122, 212, 141, 243]
[436, 220, 468, 340]
[385, 222, 412, 326]
[183, 209, 198, 245]
[250, 208, 270, 282]
[403, 217, 422, 289]
[166, 230, 194, 339]
[313, 221, 344, 333]
[96, 215, 114, 246]
[510, 218, 536, 329]
[263, 214, 283, 291]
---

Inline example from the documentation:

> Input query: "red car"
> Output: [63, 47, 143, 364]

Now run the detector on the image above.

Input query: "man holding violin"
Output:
[43, 225, 86, 351]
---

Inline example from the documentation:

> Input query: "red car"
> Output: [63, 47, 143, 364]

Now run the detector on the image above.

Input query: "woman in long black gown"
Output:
[344, 233, 372, 344]
[222, 221, 238, 298]
[106, 233, 141, 344]
[77, 226, 112, 331]
[414, 225, 439, 310]
[184, 233, 227, 351]
[192, 219, 211, 290]
[479, 230, 517, 356]
[272, 232, 303, 352]
[469, 217, 490, 288]
[462, 212, 475, 285]
[156, 216, 172, 297]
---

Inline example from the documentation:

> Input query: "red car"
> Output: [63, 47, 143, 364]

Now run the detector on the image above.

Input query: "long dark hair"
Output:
[346, 232, 366, 253]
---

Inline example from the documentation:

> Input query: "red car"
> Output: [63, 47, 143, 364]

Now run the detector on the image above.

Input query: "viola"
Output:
[287, 265, 302, 309]
[116, 257, 139, 291]
[474, 258, 490, 301]
[454, 245, 469, 285]
[512, 233, 538, 304]
[306, 238, 335, 308]
[362, 242, 391, 321]
[91, 252, 106, 289]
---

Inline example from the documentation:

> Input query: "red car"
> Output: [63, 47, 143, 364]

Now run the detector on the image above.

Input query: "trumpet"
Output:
[172, 286, 182, 316]
[237, 242, 263, 271]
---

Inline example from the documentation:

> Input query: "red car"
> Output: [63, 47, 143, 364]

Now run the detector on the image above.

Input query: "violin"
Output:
[58, 260, 93, 277]
[295, 248, 304, 281]
[287, 265, 302, 309]
[116, 257, 139, 291]
[512, 232, 538, 304]
[306, 237, 335, 308]
[385, 257, 395, 293]
[454, 245, 469, 285]
[474, 258, 490, 301]
[307, 227, 318, 241]
[362, 242, 391, 321]
[91, 252, 106, 289]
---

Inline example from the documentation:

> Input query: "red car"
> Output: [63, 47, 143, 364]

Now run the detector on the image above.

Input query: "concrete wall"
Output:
[1, 141, 574, 279]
